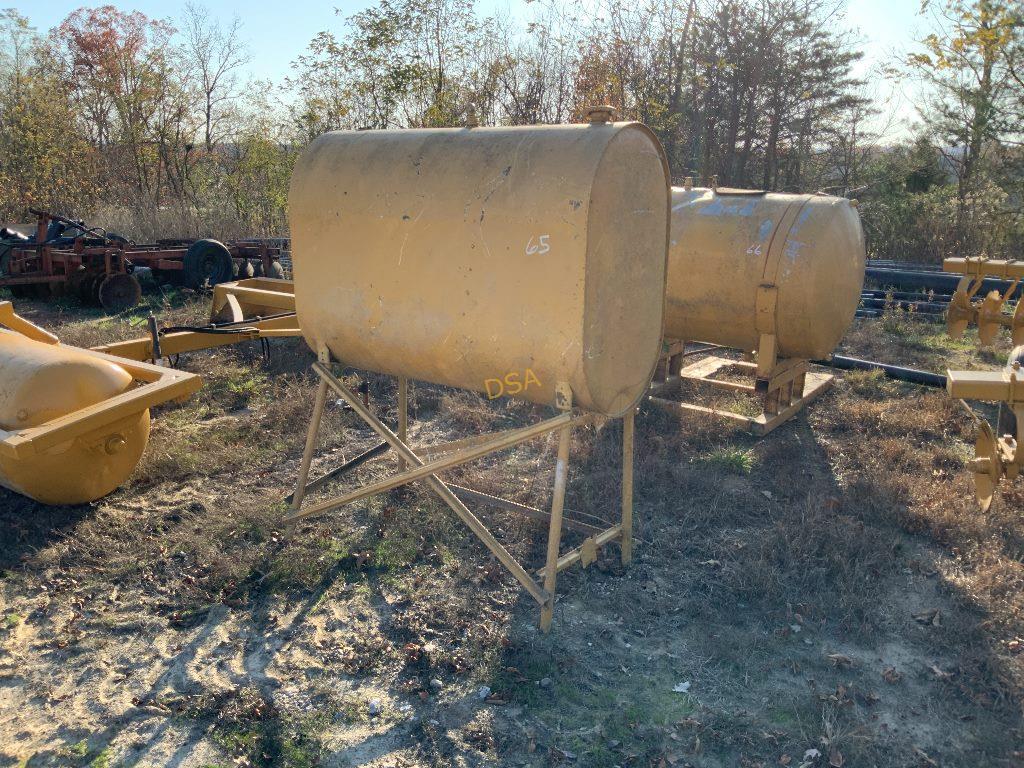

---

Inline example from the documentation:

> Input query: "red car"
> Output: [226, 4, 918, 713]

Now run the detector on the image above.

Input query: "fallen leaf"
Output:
[913, 747, 938, 767]
[779, 754, 792, 765]
[927, 663, 953, 680]
[829, 748, 844, 767]
[882, 666, 903, 684]
[402, 642, 421, 662]
[912, 609, 941, 626]
[673, 681, 691, 693]
[826, 653, 853, 668]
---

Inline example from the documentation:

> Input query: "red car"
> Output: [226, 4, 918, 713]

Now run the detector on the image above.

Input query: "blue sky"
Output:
[18, 0, 929, 137]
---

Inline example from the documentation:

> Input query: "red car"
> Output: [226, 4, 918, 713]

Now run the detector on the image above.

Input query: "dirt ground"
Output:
[1, 290, 1022, 768]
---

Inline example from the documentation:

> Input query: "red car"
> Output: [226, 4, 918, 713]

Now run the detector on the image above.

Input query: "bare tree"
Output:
[183, 3, 250, 151]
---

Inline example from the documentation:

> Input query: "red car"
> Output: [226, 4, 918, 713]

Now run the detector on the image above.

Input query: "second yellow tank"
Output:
[664, 187, 865, 359]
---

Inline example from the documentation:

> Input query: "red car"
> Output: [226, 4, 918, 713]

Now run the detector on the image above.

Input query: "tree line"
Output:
[0, 0, 1020, 260]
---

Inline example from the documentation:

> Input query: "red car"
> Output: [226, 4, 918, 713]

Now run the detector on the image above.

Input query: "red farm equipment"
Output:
[0, 209, 287, 312]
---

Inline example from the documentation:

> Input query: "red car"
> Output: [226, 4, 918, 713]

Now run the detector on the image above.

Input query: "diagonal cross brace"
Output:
[290, 361, 576, 606]
[283, 409, 576, 524]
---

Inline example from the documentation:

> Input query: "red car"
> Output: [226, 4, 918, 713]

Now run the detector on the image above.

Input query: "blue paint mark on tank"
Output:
[758, 219, 774, 240]
[698, 198, 759, 217]
[784, 239, 805, 261]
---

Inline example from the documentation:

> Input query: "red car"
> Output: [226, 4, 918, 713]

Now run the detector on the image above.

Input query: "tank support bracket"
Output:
[649, 339, 833, 436]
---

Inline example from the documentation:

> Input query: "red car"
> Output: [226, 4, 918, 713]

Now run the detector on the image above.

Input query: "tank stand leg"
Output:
[620, 409, 635, 566]
[669, 349, 685, 380]
[282, 368, 624, 634]
[398, 377, 409, 471]
[291, 376, 330, 511]
[540, 422, 572, 633]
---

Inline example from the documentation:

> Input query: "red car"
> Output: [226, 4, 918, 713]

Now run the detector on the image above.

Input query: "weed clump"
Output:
[703, 446, 756, 474]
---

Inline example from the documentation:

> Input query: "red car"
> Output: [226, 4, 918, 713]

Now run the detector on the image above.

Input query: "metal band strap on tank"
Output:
[759, 196, 813, 288]
[753, 197, 813, 376]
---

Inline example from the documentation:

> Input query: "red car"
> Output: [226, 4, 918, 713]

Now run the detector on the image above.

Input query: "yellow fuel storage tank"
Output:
[289, 122, 670, 417]
[665, 187, 865, 359]
[0, 331, 151, 505]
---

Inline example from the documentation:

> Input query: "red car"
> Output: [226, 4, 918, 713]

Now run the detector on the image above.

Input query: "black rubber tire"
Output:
[0, 245, 11, 276]
[253, 259, 285, 279]
[183, 239, 233, 289]
[99, 273, 143, 312]
[87, 273, 106, 305]
[997, 345, 1024, 438]
[9, 285, 29, 298]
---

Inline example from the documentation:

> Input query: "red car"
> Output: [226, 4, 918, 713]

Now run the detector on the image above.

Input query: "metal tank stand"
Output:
[648, 336, 832, 436]
[282, 346, 635, 632]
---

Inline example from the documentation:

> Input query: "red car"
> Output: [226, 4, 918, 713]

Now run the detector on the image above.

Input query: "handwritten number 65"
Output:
[526, 235, 551, 255]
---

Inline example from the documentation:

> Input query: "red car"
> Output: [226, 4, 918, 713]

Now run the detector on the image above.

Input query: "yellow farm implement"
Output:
[0, 278, 298, 504]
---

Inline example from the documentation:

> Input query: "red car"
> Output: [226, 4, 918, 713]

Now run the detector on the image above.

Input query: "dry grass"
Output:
[1, 299, 1023, 767]
[87, 202, 287, 242]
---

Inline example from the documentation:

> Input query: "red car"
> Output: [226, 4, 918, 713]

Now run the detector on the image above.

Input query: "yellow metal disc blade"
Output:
[1012, 301, 1024, 346]
[979, 320, 1000, 347]
[978, 293, 1004, 346]
[975, 471, 994, 512]
[974, 421, 1000, 511]
[947, 314, 969, 339]
[946, 288, 973, 338]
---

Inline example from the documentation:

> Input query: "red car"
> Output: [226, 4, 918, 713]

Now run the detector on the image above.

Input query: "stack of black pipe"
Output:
[856, 259, 1015, 319]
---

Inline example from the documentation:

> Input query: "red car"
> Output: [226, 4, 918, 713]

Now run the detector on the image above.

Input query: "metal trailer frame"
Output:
[0, 302, 201, 462]
[91, 278, 301, 363]
[284, 346, 636, 633]
[947, 365, 1024, 510]
[91, 312, 301, 362]
[1, 211, 287, 309]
